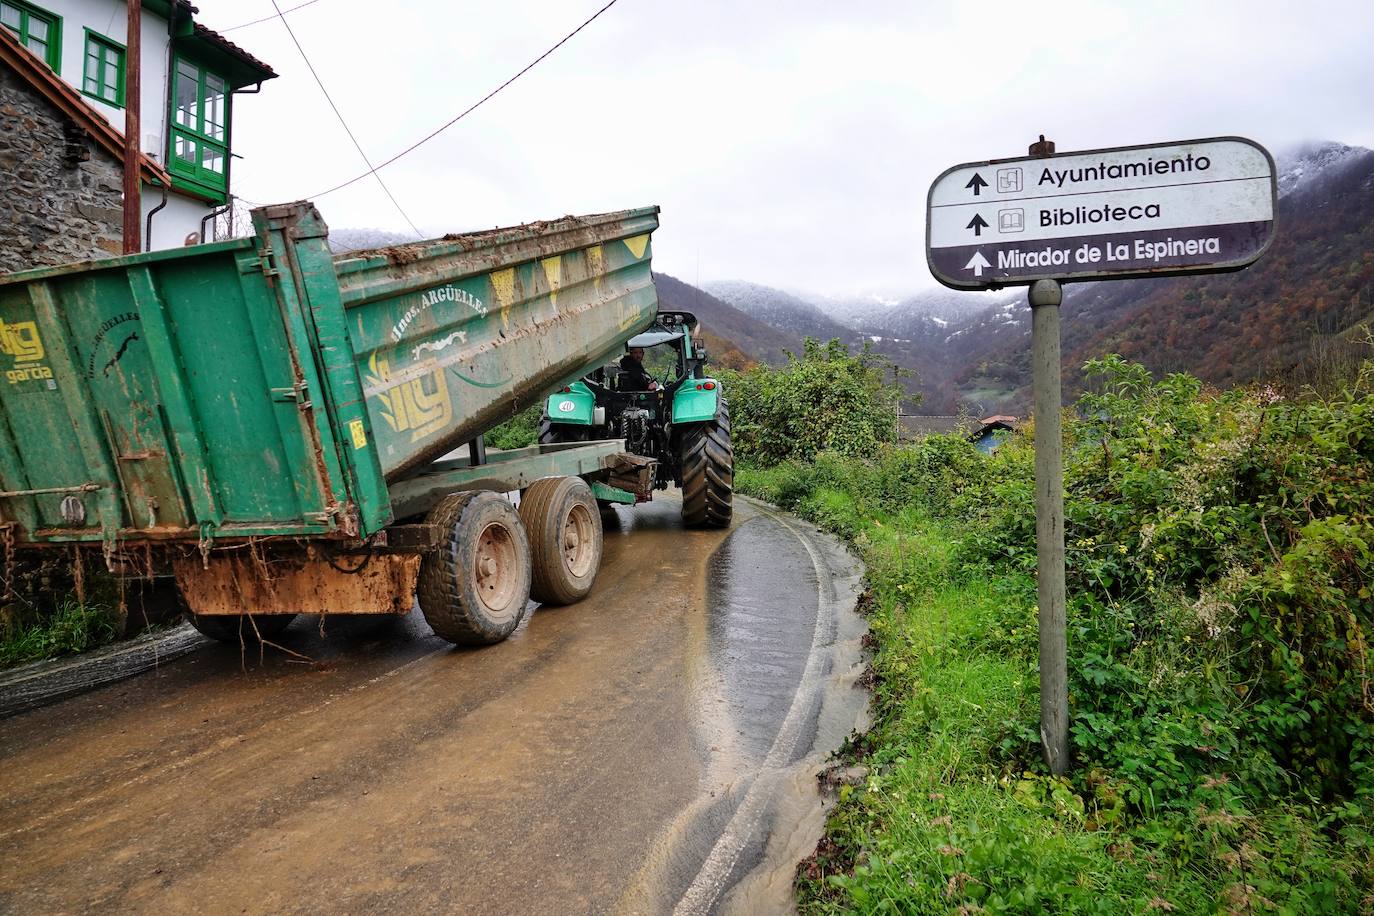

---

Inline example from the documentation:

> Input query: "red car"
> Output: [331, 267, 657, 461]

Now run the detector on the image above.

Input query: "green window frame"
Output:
[0, 0, 61, 72]
[82, 30, 125, 107]
[167, 56, 230, 199]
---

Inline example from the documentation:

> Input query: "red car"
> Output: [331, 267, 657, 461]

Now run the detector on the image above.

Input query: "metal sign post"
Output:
[1029, 277, 1067, 774]
[924, 135, 1277, 775]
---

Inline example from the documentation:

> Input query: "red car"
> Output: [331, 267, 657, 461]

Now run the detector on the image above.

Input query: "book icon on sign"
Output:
[999, 209, 1025, 233]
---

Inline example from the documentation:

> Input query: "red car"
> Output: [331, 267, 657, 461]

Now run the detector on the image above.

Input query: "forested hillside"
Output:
[958, 144, 1374, 405]
[703, 142, 1374, 413]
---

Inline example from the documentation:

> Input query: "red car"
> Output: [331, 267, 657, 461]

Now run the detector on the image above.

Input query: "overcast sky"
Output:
[200, 0, 1374, 297]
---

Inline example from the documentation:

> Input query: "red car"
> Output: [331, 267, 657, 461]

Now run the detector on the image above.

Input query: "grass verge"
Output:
[739, 462, 1372, 914]
[1, 599, 119, 669]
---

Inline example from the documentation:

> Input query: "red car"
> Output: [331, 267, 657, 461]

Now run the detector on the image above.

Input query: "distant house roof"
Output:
[980, 415, 1019, 428]
[0, 29, 171, 187]
[899, 415, 978, 440]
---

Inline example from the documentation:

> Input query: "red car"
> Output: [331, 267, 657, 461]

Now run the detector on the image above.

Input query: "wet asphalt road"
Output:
[0, 494, 866, 915]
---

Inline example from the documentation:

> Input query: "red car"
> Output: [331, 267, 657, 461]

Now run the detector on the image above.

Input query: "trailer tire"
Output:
[680, 400, 734, 529]
[187, 613, 296, 644]
[538, 416, 589, 444]
[520, 477, 602, 605]
[419, 491, 532, 645]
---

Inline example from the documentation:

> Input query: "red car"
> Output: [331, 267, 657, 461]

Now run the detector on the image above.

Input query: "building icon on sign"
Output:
[996, 168, 1023, 193]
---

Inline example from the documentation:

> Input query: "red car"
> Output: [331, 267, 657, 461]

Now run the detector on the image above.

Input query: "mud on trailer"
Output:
[0, 201, 665, 645]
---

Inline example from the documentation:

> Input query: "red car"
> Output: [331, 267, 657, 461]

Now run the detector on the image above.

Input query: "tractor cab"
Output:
[604, 311, 706, 393]
[539, 310, 733, 528]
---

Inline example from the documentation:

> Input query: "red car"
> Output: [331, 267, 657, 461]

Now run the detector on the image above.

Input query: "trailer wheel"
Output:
[419, 491, 532, 645]
[679, 400, 734, 529]
[187, 613, 296, 644]
[520, 477, 602, 605]
[538, 416, 589, 444]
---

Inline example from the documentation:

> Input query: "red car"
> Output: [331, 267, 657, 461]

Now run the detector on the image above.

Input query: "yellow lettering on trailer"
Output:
[366, 354, 453, 443]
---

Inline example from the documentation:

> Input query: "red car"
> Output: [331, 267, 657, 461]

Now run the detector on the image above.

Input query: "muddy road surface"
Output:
[0, 495, 866, 915]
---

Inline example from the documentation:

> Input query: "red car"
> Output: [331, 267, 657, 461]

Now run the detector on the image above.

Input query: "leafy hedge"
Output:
[717, 338, 905, 465]
[733, 352, 1374, 912]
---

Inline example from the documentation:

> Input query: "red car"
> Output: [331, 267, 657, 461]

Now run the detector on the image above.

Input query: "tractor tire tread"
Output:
[418, 492, 532, 645]
[520, 477, 602, 605]
[680, 400, 734, 528]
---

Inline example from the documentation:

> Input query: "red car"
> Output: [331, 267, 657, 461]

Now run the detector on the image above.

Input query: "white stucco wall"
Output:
[141, 184, 214, 250]
[41, 0, 171, 162]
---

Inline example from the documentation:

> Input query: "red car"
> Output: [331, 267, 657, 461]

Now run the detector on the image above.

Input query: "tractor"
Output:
[538, 311, 733, 528]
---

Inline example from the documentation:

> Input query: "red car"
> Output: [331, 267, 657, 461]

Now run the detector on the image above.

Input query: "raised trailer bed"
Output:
[0, 201, 664, 644]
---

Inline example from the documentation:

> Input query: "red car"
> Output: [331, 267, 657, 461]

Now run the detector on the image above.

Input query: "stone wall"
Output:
[0, 62, 124, 274]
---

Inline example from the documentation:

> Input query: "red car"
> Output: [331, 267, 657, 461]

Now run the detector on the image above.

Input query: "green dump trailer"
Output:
[0, 201, 661, 644]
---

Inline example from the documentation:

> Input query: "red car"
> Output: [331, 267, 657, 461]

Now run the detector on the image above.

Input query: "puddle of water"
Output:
[619, 501, 869, 916]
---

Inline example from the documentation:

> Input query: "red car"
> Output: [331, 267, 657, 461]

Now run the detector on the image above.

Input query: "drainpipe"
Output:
[199, 84, 254, 243]
[144, 179, 167, 251]
[199, 155, 234, 243]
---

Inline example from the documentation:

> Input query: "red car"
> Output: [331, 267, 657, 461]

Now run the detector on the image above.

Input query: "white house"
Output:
[1, 0, 275, 250]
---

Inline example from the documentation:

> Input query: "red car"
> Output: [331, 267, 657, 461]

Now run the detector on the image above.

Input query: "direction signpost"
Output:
[925, 136, 1277, 774]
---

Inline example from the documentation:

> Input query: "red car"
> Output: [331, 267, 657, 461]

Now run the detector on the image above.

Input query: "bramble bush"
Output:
[718, 338, 906, 465]
[730, 351, 1374, 912]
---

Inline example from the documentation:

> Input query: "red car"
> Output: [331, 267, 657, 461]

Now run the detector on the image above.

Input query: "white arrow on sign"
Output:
[964, 251, 990, 277]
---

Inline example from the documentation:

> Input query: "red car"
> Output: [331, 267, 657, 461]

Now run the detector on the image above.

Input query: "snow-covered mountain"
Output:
[704, 140, 1374, 413]
[1275, 141, 1369, 197]
[702, 280, 855, 343]
[327, 227, 417, 254]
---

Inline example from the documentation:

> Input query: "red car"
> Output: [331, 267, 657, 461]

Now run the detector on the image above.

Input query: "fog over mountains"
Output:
[324, 141, 1373, 416]
[705, 140, 1374, 414]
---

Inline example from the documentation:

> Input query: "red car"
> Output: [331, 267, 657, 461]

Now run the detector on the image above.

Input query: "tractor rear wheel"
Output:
[520, 476, 603, 605]
[188, 613, 296, 644]
[679, 401, 734, 529]
[418, 491, 532, 645]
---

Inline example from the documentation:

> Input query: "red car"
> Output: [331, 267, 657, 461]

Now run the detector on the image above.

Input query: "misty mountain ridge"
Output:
[701, 139, 1374, 414]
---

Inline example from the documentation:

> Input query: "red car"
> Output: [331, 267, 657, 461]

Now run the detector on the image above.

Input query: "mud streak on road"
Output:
[0, 494, 866, 915]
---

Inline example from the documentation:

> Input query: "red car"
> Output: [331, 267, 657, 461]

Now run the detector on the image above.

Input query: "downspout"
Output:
[199, 83, 257, 242]
[144, 178, 167, 251]
[199, 199, 229, 243]
[198, 147, 232, 243]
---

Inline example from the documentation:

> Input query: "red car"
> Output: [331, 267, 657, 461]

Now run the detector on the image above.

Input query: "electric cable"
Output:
[220, 0, 324, 33]
[266, 0, 424, 237]
[307, 0, 621, 200]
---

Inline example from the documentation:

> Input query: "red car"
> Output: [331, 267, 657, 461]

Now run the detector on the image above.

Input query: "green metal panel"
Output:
[545, 380, 596, 425]
[0, 200, 661, 547]
[332, 206, 659, 480]
[671, 381, 721, 425]
[0, 236, 343, 543]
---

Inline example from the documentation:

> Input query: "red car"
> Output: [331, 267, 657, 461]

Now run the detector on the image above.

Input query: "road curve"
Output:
[0, 493, 866, 915]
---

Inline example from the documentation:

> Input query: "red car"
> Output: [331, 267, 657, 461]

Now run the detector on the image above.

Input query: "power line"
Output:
[266, 0, 424, 237]
[221, 0, 323, 33]
[309, 0, 622, 200]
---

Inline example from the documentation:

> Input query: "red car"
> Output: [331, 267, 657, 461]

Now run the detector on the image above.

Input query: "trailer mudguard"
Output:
[545, 380, 597, 425]
[671, 380, 721, 425]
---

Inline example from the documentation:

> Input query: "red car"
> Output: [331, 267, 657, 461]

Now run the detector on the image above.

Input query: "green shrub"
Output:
[734, 353, 1374, 912]
[1, 599, 118, 668]
[485, 405, 541, 450]
[720, 338, 905, 465]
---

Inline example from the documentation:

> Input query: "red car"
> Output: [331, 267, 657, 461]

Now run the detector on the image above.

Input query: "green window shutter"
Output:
[81, 30, 125, 107]
[0, 1, 62, 72]
[167, 56, 231, 201]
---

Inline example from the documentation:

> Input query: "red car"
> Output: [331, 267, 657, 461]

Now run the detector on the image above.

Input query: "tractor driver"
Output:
[619, 347, 659, 390]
